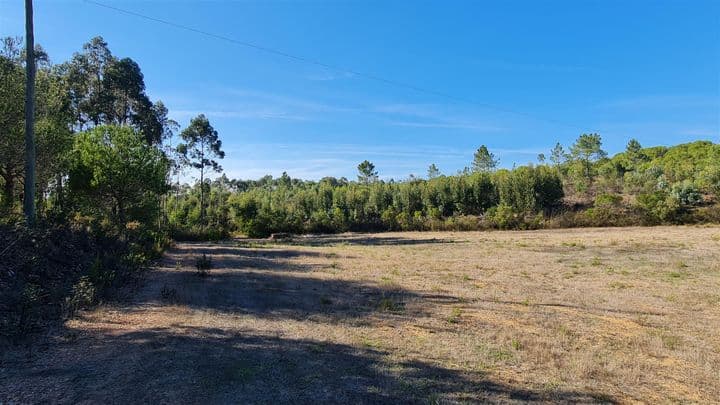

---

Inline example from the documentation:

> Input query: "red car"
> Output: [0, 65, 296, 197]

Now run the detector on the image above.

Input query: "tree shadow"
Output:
[276, 235, 458, 247]
[2, 326, 617, 404]
[173, 242, 330, 260]
[1, 240, 619, 403]
[473, 298, 667, 317]
[143, 268, 430, 322]
[136, 243, 448, 323]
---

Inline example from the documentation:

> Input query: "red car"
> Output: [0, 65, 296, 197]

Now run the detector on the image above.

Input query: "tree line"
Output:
[166, 135, 720, 238]
[0, 36, 222, 339]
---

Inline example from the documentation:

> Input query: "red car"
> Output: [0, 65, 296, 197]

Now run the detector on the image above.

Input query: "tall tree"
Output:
[427, 163, 441, 179]
[0, 39, 25, 211]
[570, 133, 607, 182]
[472, 145, 498, 173]
[178, 114, 224, 224]
[63, 36, 112, 129]
[1, 37, 73, 215]
[23, 0, 36, 226]
[357, 160, 378, 184]
[61, 37, 164, 144]
[550, 142, 566, 166]
[625, 138, 644, 169]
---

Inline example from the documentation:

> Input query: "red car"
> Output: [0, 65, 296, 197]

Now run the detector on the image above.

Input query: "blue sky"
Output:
[2, 0, 719, 181]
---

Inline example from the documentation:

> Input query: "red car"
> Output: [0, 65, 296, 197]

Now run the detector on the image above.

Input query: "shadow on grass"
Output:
[279, 235, 458, 247]
[1, 240, 618, 403]
[143, 242, 460, 323]
[474, 298, 667, 317]
[2, 326, 617, 404]
[145, 267, 427, 322]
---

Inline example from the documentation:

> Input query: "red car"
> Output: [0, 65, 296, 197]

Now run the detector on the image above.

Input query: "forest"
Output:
[176, 138, 720, 238]
[1, 36, 719, 339]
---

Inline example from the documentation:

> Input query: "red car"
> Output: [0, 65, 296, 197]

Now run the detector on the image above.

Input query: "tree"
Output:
[63, 36, 113, 129]
[24, 0, 36, 226]
[472, 145, 498, 173]
[178, 114, 224, 224]
[537, 153, 546, 164]
[427, 163, 441, 179]
[0, 39, 25, 211]
[549, 142, 566, 166]
[0, 36, 73, 215]
[69, 125, 169, 232]
[61, 37, 165, 144]
[570, 133, 606, 182]
[625, 138, 645, 169]
[357, 160, 378, 184]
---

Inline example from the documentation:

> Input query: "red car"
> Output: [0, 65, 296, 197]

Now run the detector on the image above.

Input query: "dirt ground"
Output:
[2, 226, 719, 404]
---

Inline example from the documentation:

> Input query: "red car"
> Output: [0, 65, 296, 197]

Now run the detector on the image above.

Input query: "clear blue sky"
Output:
[2, 0, 719, 181]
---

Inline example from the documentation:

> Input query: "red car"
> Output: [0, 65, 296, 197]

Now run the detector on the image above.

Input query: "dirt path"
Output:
[3, 229, 718, 403]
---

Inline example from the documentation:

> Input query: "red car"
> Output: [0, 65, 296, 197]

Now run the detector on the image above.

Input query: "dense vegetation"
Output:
[0, 36, 211, 340]
[1, 35, 718, 340]
[167, 138, 720, 238]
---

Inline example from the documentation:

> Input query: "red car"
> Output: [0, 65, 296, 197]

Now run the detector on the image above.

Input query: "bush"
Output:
[486, 203, 519, 229]
[670, 181, 702, 207]
[594, 193, 623, 208]
[64, 276, 97, 317]
[1, 219, 159, 342]
[635, 191, 681, 224]
[693, 204, 720, 223]
[170, 225, 228, 241]
[195, 254, 212, 276]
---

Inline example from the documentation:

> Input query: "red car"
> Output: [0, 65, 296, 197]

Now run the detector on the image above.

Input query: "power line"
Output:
[84, 0, 597, 133]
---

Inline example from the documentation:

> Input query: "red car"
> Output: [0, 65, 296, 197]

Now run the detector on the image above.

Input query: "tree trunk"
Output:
[23, 0, 36, 227]
[2, 171, 14, 211]
[55, 173, 63, 210]
[199, 137, 205, 226]
[199, 165, 204, 225]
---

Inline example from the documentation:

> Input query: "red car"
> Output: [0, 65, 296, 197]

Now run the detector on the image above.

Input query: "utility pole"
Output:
[23, 0, 36, 226]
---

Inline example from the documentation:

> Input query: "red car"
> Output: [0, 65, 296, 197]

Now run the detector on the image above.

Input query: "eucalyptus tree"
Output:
[0, 40, 24, 211]
[0, 36, 72, 215]
[62, 37, 166, 144]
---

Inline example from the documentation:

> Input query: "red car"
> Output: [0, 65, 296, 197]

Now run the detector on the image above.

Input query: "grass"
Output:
[5, 226, 720, 403]
[377, 297, 404, 312]
[447, 307, 463, 323]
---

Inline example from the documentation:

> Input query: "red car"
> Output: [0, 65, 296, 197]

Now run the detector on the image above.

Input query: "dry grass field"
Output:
[2, 226, 720, 403]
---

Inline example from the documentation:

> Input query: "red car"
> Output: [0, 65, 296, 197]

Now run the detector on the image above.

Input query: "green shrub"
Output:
[486, 203, 519, 229]
[635, 191, 681, 224]
[170, 225, 229, 241]
[64, 276, 97, 317]
[594, 193, 623, 208]
[670, 181, 702, 207]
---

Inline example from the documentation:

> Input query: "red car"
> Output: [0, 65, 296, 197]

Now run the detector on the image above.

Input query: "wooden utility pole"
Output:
[23, 0, 36, 226]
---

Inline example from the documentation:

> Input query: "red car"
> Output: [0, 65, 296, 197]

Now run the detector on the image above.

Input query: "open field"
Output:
[2, 226, 720, 403]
